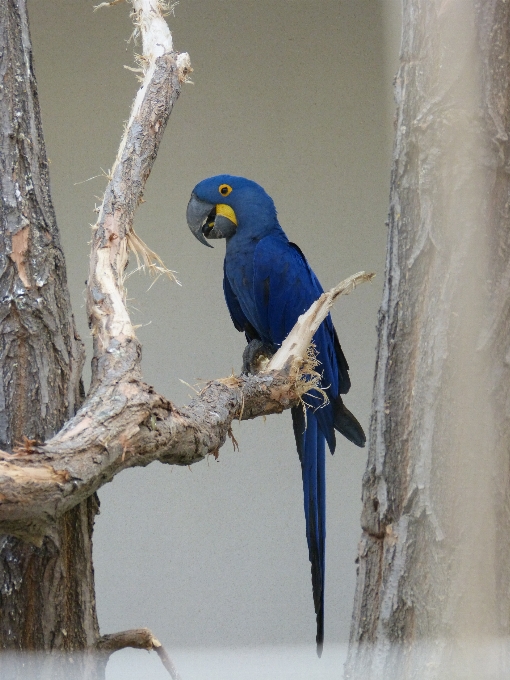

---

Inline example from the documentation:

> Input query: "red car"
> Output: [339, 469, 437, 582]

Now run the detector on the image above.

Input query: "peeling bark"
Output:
[0, 0, 84, 452]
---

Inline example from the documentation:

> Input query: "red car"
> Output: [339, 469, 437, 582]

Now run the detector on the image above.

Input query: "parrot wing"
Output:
[252, 236, 351, 397]
[223, 258, 260, 342]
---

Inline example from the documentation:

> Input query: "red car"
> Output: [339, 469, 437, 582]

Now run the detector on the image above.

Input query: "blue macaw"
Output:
[186, 175, 365, 655]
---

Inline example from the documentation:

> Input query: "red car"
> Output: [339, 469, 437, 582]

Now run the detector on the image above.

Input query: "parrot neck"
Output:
[224, 194, 286, 255]
[225, 221, 287, 256]
[234, 195, 279, 233]
[229, 197, 283, 239]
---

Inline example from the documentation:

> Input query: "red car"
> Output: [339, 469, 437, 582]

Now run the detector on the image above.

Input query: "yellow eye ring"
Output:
[219, 183, 233, 197]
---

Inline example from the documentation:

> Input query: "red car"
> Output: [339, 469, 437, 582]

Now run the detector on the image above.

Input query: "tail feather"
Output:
[291, 406, 326, 657]
[334, 396, 366, 448]
[291, 395, 364, 656]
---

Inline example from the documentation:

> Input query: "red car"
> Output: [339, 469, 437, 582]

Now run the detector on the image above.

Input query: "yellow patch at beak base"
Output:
[216, 203, 238, 226]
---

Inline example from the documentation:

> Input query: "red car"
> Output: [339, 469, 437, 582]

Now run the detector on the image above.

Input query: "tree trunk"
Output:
[347, 1, 510, 678]
[0, 0, 98, 671]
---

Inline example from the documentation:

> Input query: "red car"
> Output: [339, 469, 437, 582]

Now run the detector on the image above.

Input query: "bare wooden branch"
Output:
[88, 0, 191, 384]
[96, 628, 182, 680]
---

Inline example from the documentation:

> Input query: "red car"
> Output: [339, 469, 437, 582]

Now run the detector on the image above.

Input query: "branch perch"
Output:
[0, 0, 374, 545]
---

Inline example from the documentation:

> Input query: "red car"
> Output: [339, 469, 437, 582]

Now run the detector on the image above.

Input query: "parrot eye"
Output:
[219, 184, 232, 196]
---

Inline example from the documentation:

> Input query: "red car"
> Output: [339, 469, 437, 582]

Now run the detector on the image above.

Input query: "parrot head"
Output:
[186, 174, 277, 247]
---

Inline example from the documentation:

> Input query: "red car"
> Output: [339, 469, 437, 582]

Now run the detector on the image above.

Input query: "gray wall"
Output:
[28, 0, 400, 660]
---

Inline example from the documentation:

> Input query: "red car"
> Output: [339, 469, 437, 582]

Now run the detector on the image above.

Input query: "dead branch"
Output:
[0, 0, 373, 543]
[87, 0, 191, 382]
[96, 628, 182, 680]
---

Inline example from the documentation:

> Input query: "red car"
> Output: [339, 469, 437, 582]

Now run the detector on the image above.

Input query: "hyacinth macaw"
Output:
[186, 175, 365, 655]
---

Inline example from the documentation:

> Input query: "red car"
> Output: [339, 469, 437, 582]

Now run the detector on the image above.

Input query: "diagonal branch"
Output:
[88, 0, 191, 385]
[0, 0, 374, 543]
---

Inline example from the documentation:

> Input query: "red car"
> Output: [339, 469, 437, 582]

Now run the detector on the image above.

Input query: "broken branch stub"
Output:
[96, 628, 182, 680]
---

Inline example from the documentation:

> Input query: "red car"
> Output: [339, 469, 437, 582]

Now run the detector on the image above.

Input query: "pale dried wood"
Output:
[267, 271, 375, 371]
[96, 628, 182, 680]
[0, 270, 372, 541]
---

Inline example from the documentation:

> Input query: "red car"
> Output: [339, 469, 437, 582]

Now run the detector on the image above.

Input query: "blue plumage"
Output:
[186, 175, 365, 655]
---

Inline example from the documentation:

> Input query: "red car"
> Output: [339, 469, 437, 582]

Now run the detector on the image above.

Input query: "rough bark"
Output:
[346, 1, 510, 678]
[0, 0, 98, 660]
[0, 1, 84, 450]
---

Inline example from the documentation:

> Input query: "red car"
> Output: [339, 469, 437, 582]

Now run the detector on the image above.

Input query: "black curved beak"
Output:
[187, 193, 238, 247]
[186, 193, 215, 248]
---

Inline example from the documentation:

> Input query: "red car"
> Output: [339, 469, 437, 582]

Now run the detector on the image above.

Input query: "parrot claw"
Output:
[242, 339, 276, 374]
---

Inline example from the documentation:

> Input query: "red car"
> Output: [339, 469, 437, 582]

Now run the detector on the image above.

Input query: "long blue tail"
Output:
[292, 406, 326, 657]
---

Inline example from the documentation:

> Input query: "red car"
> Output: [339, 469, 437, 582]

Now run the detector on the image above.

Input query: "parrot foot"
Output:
[242, 339, 276, 374]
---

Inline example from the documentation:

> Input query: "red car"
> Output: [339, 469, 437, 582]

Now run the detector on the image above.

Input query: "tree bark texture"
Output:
[347, 1, 510, 678]
[0, 0, 98, 662]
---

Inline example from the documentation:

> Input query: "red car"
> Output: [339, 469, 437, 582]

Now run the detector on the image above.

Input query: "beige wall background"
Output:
[27, 0, 400, 664]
